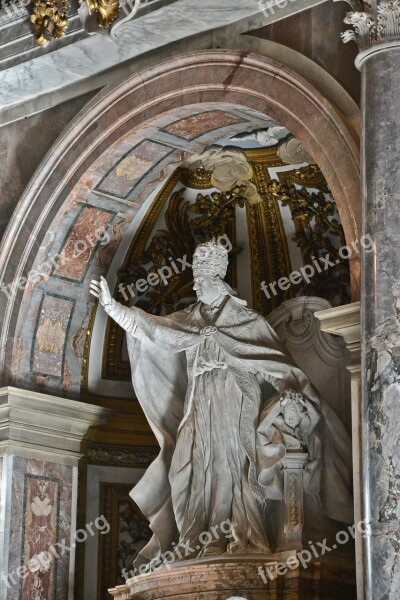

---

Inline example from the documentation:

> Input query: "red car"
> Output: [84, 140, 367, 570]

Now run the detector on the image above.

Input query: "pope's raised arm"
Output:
[90, 276, 138, 334]
[90, 276, 201, 350]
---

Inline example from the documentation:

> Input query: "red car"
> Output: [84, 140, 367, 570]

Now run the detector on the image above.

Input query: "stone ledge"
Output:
[315, 301, 361, 349]
[0, 386, 110, 464]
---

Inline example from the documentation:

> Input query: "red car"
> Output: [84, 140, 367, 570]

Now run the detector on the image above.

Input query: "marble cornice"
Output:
[0, 0, 324, 126]
[314, 301, 361, 358]
[0, 386, 110, 464]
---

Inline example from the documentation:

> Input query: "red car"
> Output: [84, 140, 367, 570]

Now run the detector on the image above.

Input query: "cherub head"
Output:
[280, 390, 307, 429]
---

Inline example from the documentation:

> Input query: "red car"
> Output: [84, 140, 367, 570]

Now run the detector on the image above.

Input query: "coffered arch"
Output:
[0, 49, 360, 399]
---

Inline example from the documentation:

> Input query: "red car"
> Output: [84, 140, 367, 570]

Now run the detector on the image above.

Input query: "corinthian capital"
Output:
[341, 0, 400, 49]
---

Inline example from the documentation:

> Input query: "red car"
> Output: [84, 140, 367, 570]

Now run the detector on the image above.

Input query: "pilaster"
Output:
[0, 387, 109, 600]
[315, 303, 363, 598]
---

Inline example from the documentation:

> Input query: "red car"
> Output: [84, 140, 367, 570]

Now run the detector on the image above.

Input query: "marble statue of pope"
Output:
[90, 240, 352, 566]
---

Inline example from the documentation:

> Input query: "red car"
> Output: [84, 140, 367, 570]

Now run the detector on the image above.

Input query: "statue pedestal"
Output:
[108, 556, 356, 600]
[279, 451, 309, 552]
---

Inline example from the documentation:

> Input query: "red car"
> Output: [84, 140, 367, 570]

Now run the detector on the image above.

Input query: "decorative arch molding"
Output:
[0, 49, 360, 390]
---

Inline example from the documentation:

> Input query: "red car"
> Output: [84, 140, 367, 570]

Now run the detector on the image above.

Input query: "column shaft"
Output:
[361, 45, 400, 600]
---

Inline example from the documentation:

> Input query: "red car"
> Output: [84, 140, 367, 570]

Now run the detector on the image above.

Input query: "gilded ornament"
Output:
[267, 179, 350, 305]
[180, 168, 213, 189]
[30, 0, 70, 45]
[86, 0, 120, 27]
[278, 165, 326, 189]
[246, 161, 292, 315]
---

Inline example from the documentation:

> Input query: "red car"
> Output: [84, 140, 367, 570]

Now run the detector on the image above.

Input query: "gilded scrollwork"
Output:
[267, 179, 350, 305]
[30, 0, 70, 45]
[86, 0, 120, 27]
[277, 165, 326, 190]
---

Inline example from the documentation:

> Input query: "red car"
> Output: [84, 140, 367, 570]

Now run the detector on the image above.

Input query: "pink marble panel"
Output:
[21, 476, 59, 600]
[31, 294, 74, 378]
[7, 457, 73, 600]
[161, 110, 244, 140]
[53, 206, 113, 282]
[96, 140, 173, 199]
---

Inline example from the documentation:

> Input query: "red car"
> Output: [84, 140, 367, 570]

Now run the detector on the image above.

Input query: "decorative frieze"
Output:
[85, 445, 158, 467]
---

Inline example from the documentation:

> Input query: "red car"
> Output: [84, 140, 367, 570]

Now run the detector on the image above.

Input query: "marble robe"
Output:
[103, 295, 353, 564]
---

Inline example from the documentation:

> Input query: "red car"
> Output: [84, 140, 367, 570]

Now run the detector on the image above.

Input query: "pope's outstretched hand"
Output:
[90, 276, 112, 307]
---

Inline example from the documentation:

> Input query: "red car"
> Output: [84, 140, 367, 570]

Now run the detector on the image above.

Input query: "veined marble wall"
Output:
[5, 457, 74, 600]
[0, 92, 96, 243]
[0, 388, 108, 600]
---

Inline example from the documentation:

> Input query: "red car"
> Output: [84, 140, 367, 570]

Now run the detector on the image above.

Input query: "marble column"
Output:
[342, 5, 400, 597]
[315, 302, 362, 598]
[0, 387, 109, 600]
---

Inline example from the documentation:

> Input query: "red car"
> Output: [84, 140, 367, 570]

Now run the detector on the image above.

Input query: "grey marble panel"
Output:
[361, 46, 400, 600]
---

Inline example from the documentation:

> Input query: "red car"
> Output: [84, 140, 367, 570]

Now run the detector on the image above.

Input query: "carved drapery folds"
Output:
[341, 0, 400, 49]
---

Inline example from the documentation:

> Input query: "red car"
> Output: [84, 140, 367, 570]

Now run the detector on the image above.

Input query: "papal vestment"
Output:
[104, 295, 353, 563]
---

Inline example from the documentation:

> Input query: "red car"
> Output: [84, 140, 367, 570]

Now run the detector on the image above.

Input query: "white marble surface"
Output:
[268, 296, 352, 432]
[0, 386, 110, 464]
[0, 0, 325, 125]
[94, 248, 353, 566]
[315, 301, 361, 350]
[315, 302, 363, 599]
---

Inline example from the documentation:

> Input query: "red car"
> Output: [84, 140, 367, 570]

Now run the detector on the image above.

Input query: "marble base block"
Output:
[108, 556, 356, 600]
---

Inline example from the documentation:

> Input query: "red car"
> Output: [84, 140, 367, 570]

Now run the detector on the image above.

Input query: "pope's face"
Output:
[193, 275, 222, 305]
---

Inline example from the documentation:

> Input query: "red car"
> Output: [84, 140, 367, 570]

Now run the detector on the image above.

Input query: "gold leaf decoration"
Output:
[86, 0, 120, 27]
[267, 179, 350, 305]
[31, 0, 70, 46]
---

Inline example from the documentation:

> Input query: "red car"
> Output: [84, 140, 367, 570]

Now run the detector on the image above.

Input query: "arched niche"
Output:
[0, 50, 360, 397]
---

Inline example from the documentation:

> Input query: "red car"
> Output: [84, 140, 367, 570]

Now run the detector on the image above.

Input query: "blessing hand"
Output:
[90, 276, 112, 307]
